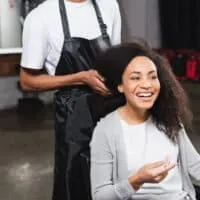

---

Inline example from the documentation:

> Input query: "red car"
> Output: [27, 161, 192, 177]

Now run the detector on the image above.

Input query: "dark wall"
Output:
[159, 0, 200, 50]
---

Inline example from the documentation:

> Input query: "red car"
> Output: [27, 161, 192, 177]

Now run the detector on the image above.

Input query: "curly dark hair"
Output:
[94, 42, 193, 141]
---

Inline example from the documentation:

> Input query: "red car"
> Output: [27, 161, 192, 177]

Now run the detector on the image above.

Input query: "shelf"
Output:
[0, 48, 22, 55]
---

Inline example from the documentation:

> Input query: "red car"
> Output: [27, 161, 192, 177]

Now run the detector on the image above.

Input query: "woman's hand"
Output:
[81, 69, 110, 96]
[129, 157, 176, 190]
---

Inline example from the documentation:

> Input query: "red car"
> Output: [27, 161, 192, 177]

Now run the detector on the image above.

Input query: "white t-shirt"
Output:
[119, 117, 185, 199]
[20, 0, 121, 75]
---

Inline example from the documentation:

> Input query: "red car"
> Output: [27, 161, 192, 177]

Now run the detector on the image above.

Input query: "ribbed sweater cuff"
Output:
[114, 179, 136, 200]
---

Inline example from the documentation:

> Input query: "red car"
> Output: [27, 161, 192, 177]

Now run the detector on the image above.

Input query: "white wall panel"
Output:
[119, 0, 161, 47]
[0, 0, 22, 48]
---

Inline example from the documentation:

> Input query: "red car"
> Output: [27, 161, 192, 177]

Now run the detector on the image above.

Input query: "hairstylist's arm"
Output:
[21, 9, 109, 95]
[20, 68, 109, 95]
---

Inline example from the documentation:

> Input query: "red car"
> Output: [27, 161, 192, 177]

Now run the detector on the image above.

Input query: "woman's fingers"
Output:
[153, 173, 168, 183]
[147, 157, 176, 179]
[163, 162, 176, 172]
[148, 161, 165, 168]
[153, 163, 176, 183]
[152, 161, 176, 177]
[132, 158, 177, 185]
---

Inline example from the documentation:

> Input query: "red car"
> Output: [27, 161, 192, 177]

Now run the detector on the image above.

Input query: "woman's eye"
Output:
[151, 76, 158, 80]
[130, 77, 140, 80]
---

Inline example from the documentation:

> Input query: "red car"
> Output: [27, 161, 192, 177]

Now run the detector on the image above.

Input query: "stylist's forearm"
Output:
[20, 72, 85, 91]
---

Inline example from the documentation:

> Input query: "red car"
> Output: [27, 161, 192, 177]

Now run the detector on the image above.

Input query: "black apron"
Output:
[52, 0, 111, 199]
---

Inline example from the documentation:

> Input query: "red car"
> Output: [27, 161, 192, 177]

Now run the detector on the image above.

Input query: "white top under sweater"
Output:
[119, 116, 185, 199]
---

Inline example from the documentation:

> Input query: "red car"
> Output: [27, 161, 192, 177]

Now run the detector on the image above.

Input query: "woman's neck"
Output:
[118, 104, 149, 125]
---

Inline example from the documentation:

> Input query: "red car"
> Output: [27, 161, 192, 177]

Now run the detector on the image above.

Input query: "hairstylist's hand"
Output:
[129, 157, 176, 190]
[81, 70, 110, 96]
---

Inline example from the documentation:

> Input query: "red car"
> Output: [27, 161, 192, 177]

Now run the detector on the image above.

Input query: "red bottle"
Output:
[186, 55, 198, 80]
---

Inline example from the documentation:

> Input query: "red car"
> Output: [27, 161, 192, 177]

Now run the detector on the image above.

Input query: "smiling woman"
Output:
[117, 56, 160, 116]
[90, 42, 200, 200]
[95, 42, 192, 140]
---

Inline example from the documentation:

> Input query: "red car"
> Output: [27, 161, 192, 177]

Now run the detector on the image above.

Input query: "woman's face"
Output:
[118, 56, 160, 112]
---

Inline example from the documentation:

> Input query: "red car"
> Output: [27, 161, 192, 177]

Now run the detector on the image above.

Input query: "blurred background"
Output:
[0, 0, 200, 199]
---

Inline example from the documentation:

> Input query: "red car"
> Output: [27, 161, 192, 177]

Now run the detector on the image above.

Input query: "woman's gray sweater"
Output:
[90, 111, 200, 200]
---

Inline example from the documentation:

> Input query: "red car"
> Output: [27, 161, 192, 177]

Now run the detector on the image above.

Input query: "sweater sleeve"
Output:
[90, 121, 136, 200]
[181, 129, 200, 185]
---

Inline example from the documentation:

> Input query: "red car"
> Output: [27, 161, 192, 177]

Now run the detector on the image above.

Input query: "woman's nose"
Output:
[139, 80, 151, 89]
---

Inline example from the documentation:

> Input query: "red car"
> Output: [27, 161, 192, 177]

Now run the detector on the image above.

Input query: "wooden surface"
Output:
[0, 54, 21, 76]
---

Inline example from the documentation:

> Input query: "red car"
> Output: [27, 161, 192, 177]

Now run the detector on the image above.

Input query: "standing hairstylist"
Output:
[20, 0, 121, 199]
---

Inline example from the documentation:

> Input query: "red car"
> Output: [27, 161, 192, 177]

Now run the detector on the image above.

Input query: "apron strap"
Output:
[91, 0, 109, 39]
[59, 0, 109, 40]
[59, 0, 71, 39]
